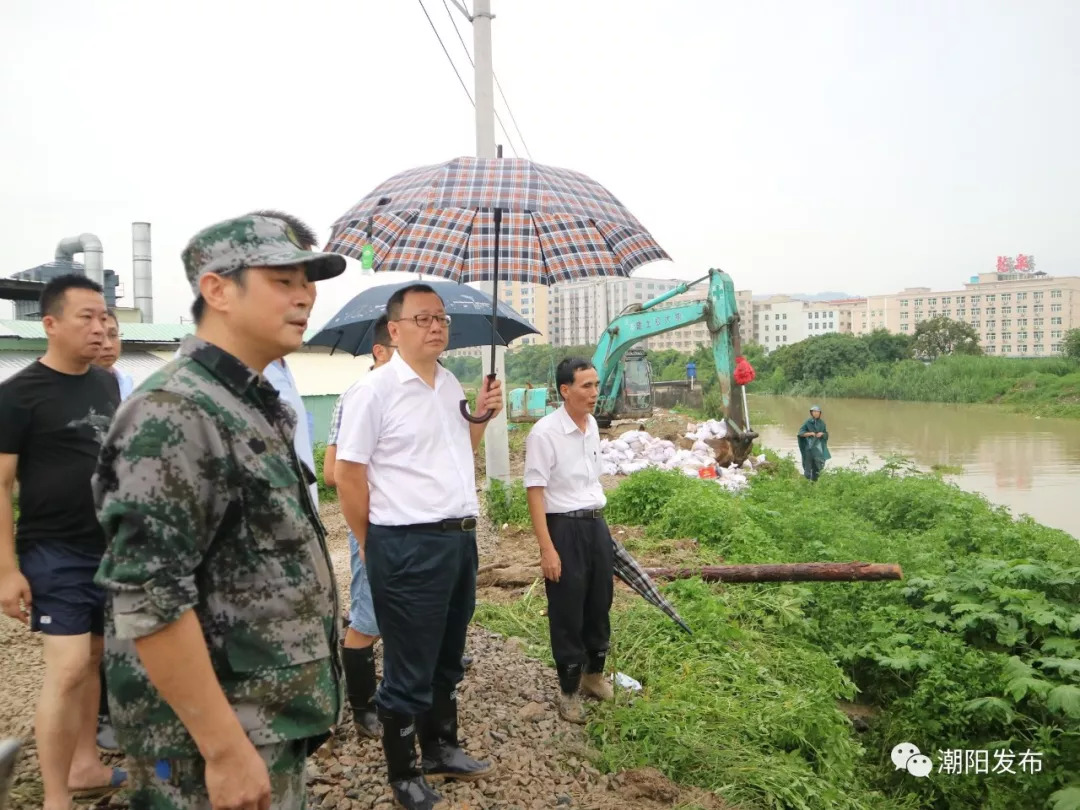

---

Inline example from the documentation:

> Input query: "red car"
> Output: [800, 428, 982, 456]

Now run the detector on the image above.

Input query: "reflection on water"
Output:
[750, 396, 1080, 539]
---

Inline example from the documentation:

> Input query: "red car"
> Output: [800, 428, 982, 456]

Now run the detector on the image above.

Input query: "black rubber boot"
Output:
[556, 661, 583, 695]
[585, 651, 607, 676]
[420, 688, 496, 781]
[342, 645, 381, 738]
[378, 707, 447, 810]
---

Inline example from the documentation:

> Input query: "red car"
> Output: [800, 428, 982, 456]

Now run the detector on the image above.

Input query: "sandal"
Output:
[70, 766, 128, 800]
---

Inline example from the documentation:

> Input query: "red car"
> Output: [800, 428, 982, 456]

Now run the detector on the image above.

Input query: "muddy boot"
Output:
[557, 691, 586, 724]
[556, 661, 586, 724]
[420, 688, 496, 781]
[581, 652, 614, 700]
[379, 707, 447, 810]
[342, 645, 381, 738]
[580, 673, 614, 701]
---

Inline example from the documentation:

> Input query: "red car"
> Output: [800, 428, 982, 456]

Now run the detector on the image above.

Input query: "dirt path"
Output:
[1, 492, 726, 809]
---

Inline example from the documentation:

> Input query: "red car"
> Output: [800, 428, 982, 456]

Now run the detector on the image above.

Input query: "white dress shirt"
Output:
[112, 366, 135, 401]
[523, 405, 606, 513]
[335, 351, 478, 526]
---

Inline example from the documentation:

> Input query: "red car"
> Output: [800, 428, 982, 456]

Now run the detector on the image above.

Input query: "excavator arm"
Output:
[592, 268, 758, 463]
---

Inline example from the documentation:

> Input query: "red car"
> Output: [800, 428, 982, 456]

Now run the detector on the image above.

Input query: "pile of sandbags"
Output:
[598, 422, 767, 491]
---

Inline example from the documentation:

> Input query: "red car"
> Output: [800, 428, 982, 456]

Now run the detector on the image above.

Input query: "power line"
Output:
[493, 72, 533, 160]
[417, 0, 475, 107]
[440, 0, 532, 159]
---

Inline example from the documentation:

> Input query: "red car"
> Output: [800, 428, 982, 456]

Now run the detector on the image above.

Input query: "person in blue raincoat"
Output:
[797, 405, 831, 481]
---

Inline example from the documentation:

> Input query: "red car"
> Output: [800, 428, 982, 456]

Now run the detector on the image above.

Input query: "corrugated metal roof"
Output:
[0, 320, 324, 342]
[0, 320, 194, 343]
[0, 351, 168, 386]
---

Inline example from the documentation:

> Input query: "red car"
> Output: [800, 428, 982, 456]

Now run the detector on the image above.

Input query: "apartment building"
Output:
[752, 295, 855, 352]
[496, 281, 556, 346]
[891, 271, 1080, 356]
[549, 276, 686, 346]
[838, 266, 1079, 357]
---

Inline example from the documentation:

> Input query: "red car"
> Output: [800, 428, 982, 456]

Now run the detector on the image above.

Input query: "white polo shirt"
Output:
[335, 351, 478, 526]
[523, 405, 606, 514]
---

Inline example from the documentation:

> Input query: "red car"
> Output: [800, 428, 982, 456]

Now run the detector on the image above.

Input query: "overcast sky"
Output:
[1, 0, 1077, 328]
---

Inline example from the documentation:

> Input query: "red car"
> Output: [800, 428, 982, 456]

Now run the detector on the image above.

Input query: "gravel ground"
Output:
[1, 496, 728, 809]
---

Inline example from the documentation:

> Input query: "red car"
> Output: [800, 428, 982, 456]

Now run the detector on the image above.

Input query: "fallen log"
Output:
[643, 562, 903, 583]
[476, 561, 903, 588]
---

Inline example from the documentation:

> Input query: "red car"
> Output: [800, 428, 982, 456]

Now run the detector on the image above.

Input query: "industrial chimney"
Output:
[132, 222, 153, 323]
[55, 234, 104, 286]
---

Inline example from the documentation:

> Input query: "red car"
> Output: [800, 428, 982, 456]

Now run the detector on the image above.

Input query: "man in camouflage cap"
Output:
[93, 213, 346, 808]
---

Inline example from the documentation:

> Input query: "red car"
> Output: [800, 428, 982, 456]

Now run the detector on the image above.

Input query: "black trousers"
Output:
[544, 515, 614, 686]
[366, 524, 477, 715]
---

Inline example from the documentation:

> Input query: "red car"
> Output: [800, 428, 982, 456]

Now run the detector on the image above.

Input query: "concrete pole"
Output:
[473, 0, 511, 486]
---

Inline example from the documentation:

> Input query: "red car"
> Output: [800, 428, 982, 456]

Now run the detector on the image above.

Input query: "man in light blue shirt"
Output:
[263, 356, 318, 508]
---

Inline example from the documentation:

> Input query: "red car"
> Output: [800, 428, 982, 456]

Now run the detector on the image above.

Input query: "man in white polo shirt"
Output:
[335, 283, 501, 810]
[524, 357, 615, 725]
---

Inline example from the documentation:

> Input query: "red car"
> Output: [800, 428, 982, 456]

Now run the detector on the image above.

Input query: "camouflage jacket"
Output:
[93, 335, 342, 758]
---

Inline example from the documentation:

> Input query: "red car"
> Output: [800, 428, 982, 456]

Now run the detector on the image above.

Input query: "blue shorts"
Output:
[19, 542, 106, 636]
[348, 532, 379, 637]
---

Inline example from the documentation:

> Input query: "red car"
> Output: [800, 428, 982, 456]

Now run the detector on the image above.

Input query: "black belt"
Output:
[394, 517, 477, 533]
[548, 508, 604, 519]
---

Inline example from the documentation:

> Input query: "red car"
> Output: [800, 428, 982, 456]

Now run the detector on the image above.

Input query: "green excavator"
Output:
[507, 268, 759, 465]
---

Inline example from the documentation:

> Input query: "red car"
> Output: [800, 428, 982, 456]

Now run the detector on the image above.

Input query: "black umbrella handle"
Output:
[460, 373, 496, 423]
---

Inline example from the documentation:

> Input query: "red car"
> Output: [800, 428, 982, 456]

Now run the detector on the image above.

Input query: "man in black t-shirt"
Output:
[0, 274, 124, 809]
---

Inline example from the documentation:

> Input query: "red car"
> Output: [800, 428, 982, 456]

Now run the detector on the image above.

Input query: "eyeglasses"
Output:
[396, 314, 451, 329]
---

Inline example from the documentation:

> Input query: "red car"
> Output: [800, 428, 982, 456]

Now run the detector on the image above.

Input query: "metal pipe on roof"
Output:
[54, 234, 104, 286]
[132, 222, 153, 323]
[55, 233, 104, 287]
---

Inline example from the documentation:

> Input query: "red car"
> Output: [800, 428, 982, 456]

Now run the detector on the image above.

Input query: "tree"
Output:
[911, 317, 981, 360]
[1064, 328, 1080, 360]
[863, 329, 913, 363]
[770, 333, 872, 384]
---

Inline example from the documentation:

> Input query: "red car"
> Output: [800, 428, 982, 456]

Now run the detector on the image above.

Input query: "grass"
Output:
[930, 463, 964, 475]
[477, 462, 1080, 809]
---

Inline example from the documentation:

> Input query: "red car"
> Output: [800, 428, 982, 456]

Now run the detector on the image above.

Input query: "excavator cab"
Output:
[611, 348, 653, 422]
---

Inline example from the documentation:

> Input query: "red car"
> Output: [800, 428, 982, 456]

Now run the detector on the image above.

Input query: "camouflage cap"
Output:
[182, 215, 346, 294]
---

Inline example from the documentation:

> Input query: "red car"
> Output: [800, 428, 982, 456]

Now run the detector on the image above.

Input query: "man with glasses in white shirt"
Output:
[335, 284, 502, 810]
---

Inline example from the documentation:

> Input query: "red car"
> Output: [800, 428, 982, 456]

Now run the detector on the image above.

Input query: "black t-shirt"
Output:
[0, 361, 120, 552]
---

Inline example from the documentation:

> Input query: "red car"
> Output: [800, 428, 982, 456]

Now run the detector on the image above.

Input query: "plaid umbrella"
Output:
[612, 538, 692, 635]
[325, 156, 670, 421]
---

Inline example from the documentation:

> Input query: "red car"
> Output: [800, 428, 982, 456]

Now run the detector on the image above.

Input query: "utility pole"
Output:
[471, 0, 511, 486]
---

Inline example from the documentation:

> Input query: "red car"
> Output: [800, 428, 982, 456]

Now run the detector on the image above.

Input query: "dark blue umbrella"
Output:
[306, 279, 540, 355]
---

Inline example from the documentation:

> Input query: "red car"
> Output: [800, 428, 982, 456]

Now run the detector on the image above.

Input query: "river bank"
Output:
[749, 355, 1080, 420]
[480, 458, 1080, 810]
[749, 395, 1080, 539]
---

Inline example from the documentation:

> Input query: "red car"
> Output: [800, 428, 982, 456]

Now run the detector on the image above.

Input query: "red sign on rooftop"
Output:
[996, 254, 1036, 274]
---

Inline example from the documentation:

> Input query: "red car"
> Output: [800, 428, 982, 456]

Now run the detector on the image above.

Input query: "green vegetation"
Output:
[312, 442, 336, 504]
[748, 331, 1080, 419]
[478, 463, 1080, 809]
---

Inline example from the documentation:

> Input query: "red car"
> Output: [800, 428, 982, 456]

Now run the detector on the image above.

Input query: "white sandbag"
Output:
[706, 419, 727, 437]
[611, 439, 630, 452]
[692, 440, 712, 455]
[601, 462, 618, 476]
